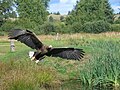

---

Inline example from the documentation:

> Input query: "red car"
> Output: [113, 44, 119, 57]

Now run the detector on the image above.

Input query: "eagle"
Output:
[8, 29, 85, 62]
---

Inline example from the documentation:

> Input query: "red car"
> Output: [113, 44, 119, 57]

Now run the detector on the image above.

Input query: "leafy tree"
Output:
[68, 11, 71, 15]
[0, 0, 17, 27]
[56, 11, 60, 15]
[60, 16, 64, 22]
[66, 0, 113, 25]
[53, 11, 60, 15]
[15, 0, 49, 25]
[49, 16, 54, 22]
[65, 0, 113, 33]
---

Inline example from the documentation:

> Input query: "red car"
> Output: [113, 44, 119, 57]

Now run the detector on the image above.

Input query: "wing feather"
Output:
[8, 29, 43, 50]
[46, 48, 85, 60]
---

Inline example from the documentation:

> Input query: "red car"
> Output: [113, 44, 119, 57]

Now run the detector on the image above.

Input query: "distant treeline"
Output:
[0, 0, 120, 36]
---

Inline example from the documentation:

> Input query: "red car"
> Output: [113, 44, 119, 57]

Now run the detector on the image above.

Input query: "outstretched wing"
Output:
[8, 29, 43, 50]
[46, 48, 85, 60]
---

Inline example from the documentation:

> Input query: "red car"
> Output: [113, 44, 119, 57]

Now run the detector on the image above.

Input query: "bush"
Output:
[111, 24, 120, 32]
[0, 20, 16, 32]
[40, 22, 56, 34]
[82, 20, 111, 33]
[70, 22, 83, 33]
[0, 32, 5, 36]
[114, 16, 120, 24]
[68, 20, 111, 34]
[0, 18, 38, 33]
[36, 22, 69, 35]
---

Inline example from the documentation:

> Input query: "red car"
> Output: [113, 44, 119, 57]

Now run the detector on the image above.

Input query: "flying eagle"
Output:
[8, 29, 85, 62]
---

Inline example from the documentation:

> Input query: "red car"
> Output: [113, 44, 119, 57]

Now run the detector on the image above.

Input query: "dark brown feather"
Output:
[46, 48, 85, 60]
[8, 29, 43, 50]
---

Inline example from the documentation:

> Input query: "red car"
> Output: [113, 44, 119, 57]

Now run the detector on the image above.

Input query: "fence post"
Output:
[10, 40, 15, 52]
[55, 33, 59, 40]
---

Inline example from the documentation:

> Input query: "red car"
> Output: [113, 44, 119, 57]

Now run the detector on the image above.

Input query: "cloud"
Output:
[70, 0, 78, 4]
[60, 0, 68, 3]
[48, 0, 78, 15]
[111, 5, 120, 13]
[48, 3, 74, 15]
[109, 0, 120, 4]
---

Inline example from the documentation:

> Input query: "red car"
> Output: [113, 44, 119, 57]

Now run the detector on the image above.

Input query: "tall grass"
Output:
[78, 40, 120, 88]
[0, 32, 120, 89]
[0, 60, 58, 90]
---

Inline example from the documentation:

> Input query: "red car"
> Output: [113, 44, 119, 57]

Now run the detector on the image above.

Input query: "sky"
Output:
[48, 0, 120, 15]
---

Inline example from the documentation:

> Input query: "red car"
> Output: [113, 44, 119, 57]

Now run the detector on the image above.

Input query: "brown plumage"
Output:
[8, 29, 85, 61]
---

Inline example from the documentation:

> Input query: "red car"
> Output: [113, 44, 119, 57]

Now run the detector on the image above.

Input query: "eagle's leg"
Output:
[35, 56, 45, 64]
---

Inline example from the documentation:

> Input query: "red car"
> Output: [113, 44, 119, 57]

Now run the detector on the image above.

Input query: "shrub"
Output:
[0, 18, 38, 33]
[38, 22, 57, 35]
[82, 20, 111, 33]
[70, 22, 83, 33]
[49, 16, 54, 22]
[37, 22, 64, 35]
[114, 16, 120, 24]
[67, 20, 111, 34]
[0, 20, 16, 32]
[111, 24, 120, 32]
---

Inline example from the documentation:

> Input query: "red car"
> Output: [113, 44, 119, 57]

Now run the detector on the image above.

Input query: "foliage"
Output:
[36, 22, 66, 35]
[49, 16, 54, 22]
[0, 33, 120, 89]
[0, 0, 17, 26]
[114, 16, 120, 24]
[15, 0, 48, 25]
[66, 0, 114, 33]
[53, 11, 60, 15]
[78, 40, 120, 88]
[0, 0, 50, 33]
[67, 20, 111, 33]
[82, 20, 111, 33]
[60, 16, 65, 22]
[0, 18, 37, 33]
[0, 20, 16, 32]
[111, 24, 120, 32]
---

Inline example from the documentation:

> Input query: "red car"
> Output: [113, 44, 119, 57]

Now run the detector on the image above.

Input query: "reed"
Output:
[78, 40, 120, 88]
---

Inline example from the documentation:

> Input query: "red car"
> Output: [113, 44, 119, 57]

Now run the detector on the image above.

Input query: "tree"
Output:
[15, 0, 49, 25]
[66, 0, 113, 25]
[49, 16, 54, 22]
[65, 0, 113, 33]
[56, 11, 60, 15]
[0, 0, 17, 26]
[68, 11, 71, 15]
[53, 11, 60, 15]
[60, 16, 64, 22]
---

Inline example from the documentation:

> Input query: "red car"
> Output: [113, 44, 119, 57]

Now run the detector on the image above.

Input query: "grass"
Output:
[78, 40, 120, 87]
[0, 32, 120, 89]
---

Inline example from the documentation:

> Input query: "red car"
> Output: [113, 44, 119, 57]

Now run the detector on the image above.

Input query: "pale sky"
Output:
[48, 0, 120, 15]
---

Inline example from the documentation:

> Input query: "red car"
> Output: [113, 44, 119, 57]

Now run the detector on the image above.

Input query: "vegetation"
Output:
[66, 0, 114, 33]
[0, 32, 120, 89]
[0, 0, 17, 27]
[0, 0, 120, 89]
[0, 0, 119, 35]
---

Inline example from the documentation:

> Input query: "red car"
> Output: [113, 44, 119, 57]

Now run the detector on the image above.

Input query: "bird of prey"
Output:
[8, 29, 85, 62]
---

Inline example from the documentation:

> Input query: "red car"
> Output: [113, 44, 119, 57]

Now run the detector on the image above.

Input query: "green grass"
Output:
[77, 40, 120, 88]
[0, 32, 120, 89]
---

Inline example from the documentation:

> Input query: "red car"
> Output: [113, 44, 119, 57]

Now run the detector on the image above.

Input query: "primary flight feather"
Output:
[8, 29, 85, 61]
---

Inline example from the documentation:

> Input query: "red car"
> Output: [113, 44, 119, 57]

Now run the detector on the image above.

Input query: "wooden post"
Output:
[55, 33, 59, 40]
[10, 40, 15, 52]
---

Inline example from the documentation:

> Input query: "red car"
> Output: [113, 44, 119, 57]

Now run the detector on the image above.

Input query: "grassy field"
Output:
[0, 32, 120, 89]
